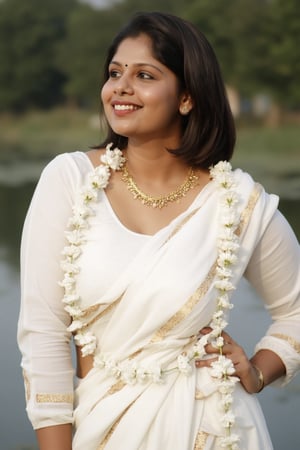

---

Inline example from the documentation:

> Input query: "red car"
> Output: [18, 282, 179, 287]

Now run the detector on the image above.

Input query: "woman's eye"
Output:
[109, 70, 121, 78]
[138, 72, 154, 80]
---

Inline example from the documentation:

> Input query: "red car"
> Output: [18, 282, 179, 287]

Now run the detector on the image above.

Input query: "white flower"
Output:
[221, 393, 233, 408]
[212, 161, 233, 173]
[81, 342, 97, 357]
[88, 165, 110, 189]
[67, 320, 84, 332]
[136, 365, 150, 383]
[220, 190, 239, 207]
[218, 227, 237, 241]
[64, 304, 84, 317]
[221, 411, 236, 428]
[68, 215, 88, 230]
[218, 377, 240, 394]
[210, 321, 228, 337]
[60, 261, 80, 275]
[217, 238, 239, 253]
[59, 274, 76, 293]
[62, 293, 81, 305]
[74, 332, 97, 356]
[64, 229, 85, 246]
[120, 360, 138, 385]
[217, 251, 238, 267]
[214, 279, 235, 292]
[220, 211, 240, 229]
[190, 337, 207, 359]
[216, 266, 232, 278]
[220, 434, 240, 448]
[210, 356, 235, 379]
[61, 245, 82, 260]
[72, 203, 93, 219]
[177, 354, 192, 374]
[80, 186, 98, 203]
[100, 143, 126, 170]
[217, 295, 234, 310]
[215, 336, 225, 348]
[104, 356, 120, 377]
[93, 353, 106, 369]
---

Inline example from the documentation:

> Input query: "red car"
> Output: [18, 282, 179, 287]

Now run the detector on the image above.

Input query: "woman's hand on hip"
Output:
[195, 327, 264, 394]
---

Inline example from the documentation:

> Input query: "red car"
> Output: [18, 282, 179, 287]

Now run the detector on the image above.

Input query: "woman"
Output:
[18, 11, 300, 450]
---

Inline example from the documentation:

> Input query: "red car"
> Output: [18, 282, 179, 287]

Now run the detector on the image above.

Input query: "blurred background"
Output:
[0, 0, 299, 449]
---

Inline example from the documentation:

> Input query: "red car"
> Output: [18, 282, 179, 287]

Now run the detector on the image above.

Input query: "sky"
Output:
[80, 0, 119, 8]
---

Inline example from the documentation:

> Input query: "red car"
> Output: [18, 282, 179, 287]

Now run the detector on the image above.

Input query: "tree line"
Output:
[0, 0, 299, 113]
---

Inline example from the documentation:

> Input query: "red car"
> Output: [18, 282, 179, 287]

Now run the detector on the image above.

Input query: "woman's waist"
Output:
[76, 334, 205, 384]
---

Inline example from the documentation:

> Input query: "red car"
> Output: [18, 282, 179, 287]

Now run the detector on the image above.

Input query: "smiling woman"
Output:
[17, 11, 300, 450]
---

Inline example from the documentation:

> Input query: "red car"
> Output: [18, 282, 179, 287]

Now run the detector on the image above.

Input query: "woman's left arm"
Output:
[243, 209, 300, 388]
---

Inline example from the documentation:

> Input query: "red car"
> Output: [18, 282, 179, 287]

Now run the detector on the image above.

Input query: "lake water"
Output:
[0, 170, 299, 450]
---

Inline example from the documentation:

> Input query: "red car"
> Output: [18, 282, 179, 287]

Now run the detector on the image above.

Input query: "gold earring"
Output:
[180, 105, 190, 115]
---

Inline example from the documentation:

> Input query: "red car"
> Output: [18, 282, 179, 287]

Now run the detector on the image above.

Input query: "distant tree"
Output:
[183, 0, 299, 109]
[0, 0, 76, 111]
[56, 4, 120, 108]
[112, 0, 186, 16]
[263, 0, 300, 108]
[183, 0, 269, 95]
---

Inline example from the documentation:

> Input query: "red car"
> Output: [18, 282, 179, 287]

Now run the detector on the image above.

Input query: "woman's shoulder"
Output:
[35, 150, 99, 198]
[232, 166, 279, 223]
[45, 150, 93, 173]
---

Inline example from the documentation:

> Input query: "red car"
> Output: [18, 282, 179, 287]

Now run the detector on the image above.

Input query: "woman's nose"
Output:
[113, 75, 134, 96]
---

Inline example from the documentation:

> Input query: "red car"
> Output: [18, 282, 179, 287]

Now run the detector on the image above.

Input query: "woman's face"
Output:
[101, 34, 186, 144]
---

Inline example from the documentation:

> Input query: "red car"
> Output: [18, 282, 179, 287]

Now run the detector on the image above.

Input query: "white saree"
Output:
[18, 151, 300, 450]
[72, 168, 276, 450]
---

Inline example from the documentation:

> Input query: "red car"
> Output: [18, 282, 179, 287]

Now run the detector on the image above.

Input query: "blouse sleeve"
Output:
[17, 153, 84, 429]
[244, 209, 300, 386]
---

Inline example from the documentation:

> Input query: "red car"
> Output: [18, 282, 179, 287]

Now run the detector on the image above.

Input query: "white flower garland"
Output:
[59, 146, 241, 449]
[59, 143, 126, 356]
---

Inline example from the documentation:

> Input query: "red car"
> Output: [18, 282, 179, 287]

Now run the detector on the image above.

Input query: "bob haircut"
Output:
[100, 11, 236, 168]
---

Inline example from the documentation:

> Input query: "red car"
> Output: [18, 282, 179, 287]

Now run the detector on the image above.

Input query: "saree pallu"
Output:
[73, 169, 277, 450]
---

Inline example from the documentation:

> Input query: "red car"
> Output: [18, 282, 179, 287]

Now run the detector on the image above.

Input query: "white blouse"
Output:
[17, 152, 300, 430]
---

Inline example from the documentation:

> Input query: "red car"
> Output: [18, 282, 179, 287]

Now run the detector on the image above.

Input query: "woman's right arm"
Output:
[17, 154, 83, 448]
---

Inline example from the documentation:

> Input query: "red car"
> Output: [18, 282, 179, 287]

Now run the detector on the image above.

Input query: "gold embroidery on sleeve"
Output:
[194, 430, 209, 449]
[271, 333, 300, 353]
[23, 370, 31, 402]
[36, 393, 73, 404]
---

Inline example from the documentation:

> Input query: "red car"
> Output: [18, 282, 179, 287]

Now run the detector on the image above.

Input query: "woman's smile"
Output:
[111, 101, 141, 114]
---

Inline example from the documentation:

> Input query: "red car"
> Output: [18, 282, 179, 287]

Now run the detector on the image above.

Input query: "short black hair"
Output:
[100, 11, 236, 168]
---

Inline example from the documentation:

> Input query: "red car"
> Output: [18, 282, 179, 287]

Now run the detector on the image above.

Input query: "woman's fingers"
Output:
[195, 356, 218, 367]
[196, 329, 262, 392]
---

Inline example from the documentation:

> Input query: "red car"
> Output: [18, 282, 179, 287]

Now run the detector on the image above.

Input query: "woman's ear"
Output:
[179, 93, 193, 115]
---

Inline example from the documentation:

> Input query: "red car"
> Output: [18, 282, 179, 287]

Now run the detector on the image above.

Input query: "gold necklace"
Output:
[121, 164, 199, 209]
